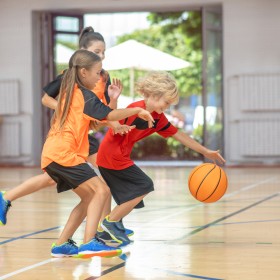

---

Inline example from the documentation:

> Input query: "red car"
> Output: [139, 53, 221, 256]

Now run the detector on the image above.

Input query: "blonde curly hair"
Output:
[135, 71, 179, 105]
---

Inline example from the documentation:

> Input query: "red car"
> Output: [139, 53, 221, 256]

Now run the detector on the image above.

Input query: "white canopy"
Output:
[55, 43, 74, 64]
[103, 40, 190, 98]
[103, 39, 190, 71]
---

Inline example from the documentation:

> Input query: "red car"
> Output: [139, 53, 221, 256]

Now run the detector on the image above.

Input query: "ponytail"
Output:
[79, 26, 105, 49]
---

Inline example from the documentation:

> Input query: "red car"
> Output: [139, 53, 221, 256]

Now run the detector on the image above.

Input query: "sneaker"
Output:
[101, 216, 131, 245]
[96, 229, 115, 242]
[125, 228, 134, 236]
[78, 237, 122, 258]
[119, 220, 134, 237]
[0, 191, 12, 226]
[51, 239, 78, 258]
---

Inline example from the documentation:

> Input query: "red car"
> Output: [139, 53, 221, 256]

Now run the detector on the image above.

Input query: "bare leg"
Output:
[56, 186, 94, 245]
[109, 194, 147, 221]
[80, 176, 110, 243]
[87, 152, 112, 227]
[55, 176, 110, 245]
[4, 172, 55, 202]
[87, 153, 98, 168]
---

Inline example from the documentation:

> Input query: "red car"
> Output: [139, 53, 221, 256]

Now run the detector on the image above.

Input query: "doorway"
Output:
[39, 6, 223, 162]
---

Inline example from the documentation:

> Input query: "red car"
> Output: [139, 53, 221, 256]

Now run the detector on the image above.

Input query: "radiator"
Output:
[228, 73, 280, 162]
[0, 122, 20, 157]
[240, 120, 280, 156]
[240, 74, 280, 112]
[0, 80, 20, 115]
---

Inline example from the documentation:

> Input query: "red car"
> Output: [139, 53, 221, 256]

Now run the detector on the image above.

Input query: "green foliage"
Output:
[110, 11, 202, 98]
[56, 63, 68, 75]
[57, 40, 77, 50]
[131, 134, 171, 159]
[131, 132, 202, 160]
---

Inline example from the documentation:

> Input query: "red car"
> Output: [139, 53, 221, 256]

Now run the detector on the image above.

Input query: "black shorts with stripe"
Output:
[98, 165, 154, 209]
[45, 162, 98, 193]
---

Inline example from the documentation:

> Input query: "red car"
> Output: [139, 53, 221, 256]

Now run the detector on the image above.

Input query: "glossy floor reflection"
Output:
[0, 166, 280, 279]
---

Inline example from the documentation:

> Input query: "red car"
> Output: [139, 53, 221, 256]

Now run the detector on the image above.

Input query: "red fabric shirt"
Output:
[96, 100, 178, 170]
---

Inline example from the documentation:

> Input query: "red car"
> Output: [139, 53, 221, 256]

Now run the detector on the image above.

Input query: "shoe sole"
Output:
[51, 253, 79, 258]
[97, 236, 116, 243]
[78, 249, 122, 259]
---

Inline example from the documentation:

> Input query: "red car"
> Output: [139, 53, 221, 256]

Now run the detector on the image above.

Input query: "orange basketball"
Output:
[188, 163, 228, 203]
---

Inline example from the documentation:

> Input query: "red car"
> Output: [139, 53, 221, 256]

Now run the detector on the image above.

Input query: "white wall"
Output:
[0, 0, 279, 165]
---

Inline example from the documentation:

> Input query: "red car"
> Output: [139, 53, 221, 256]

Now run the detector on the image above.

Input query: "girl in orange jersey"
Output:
[41, 49, 153, 258]
[0, 27, 133, 240]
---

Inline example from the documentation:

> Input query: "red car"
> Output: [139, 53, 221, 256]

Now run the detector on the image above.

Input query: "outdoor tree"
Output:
[109, 11, 202, 98]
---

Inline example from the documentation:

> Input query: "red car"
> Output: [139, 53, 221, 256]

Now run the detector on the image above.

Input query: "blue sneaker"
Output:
[119, 220, 134, 237]
[51, 239, 78, 258]
[0, 191, 12, 225]
[125, 228, 134, 236]
[78, 237, 122, 258]
[101, 216, 131, 245]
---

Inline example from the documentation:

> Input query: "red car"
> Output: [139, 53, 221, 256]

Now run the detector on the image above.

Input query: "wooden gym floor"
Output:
[0, 165, 279, 280]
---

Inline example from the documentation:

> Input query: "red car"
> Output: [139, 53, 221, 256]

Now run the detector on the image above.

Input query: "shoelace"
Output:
[67, 239, 77, 247]
[6, 201, 12, 212]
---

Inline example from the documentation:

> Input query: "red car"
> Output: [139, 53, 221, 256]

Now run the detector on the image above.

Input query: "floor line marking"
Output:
[0, 226, 62, 245]
[1, 176, 277, 278]
[0, 259, 56, 279]
[173, 193, 279, 242]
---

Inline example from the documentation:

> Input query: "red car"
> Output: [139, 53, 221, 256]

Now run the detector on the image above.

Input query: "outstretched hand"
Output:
[108, 78, 123, 100]
[137, 109, 155, 128]
[204, 149, 226, 165]
[112, 124, 136, 135]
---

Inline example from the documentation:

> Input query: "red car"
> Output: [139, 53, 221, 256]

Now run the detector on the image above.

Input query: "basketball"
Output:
[188, 163, 228, 203]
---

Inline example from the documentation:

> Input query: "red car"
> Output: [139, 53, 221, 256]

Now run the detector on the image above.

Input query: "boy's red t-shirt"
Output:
[96, 100, 178, 170]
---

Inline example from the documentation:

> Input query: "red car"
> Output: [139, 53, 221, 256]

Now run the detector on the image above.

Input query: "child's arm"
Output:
[172, 130, 225, 164]
[90, 120, 135, 135]
[42, 93, 58, 110]
[106, 108, 154, 128]
[107, 121, 136, 135]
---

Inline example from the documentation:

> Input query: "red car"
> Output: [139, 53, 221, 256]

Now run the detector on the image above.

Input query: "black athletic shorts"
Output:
[45, 162, 98, 193]
[98, 165, 154, 209]
[88, 134, 99, 155]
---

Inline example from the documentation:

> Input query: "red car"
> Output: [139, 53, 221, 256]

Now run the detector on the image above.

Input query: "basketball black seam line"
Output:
[195, 164, 216, 198]
[202, 166, 222, 202]
[188, 163, 211, 190]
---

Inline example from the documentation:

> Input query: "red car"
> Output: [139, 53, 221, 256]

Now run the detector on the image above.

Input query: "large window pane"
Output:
[54, 16, 80, 32]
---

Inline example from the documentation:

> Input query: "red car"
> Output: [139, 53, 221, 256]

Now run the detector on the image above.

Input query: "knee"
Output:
[81, 191, 94, 204]
[95, 183, 110, 199]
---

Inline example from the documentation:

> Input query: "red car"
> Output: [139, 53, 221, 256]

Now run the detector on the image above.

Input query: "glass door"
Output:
[40, 13, 83, 141]
[202, 6, 224, 155]
[51, 14, 83, 76]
